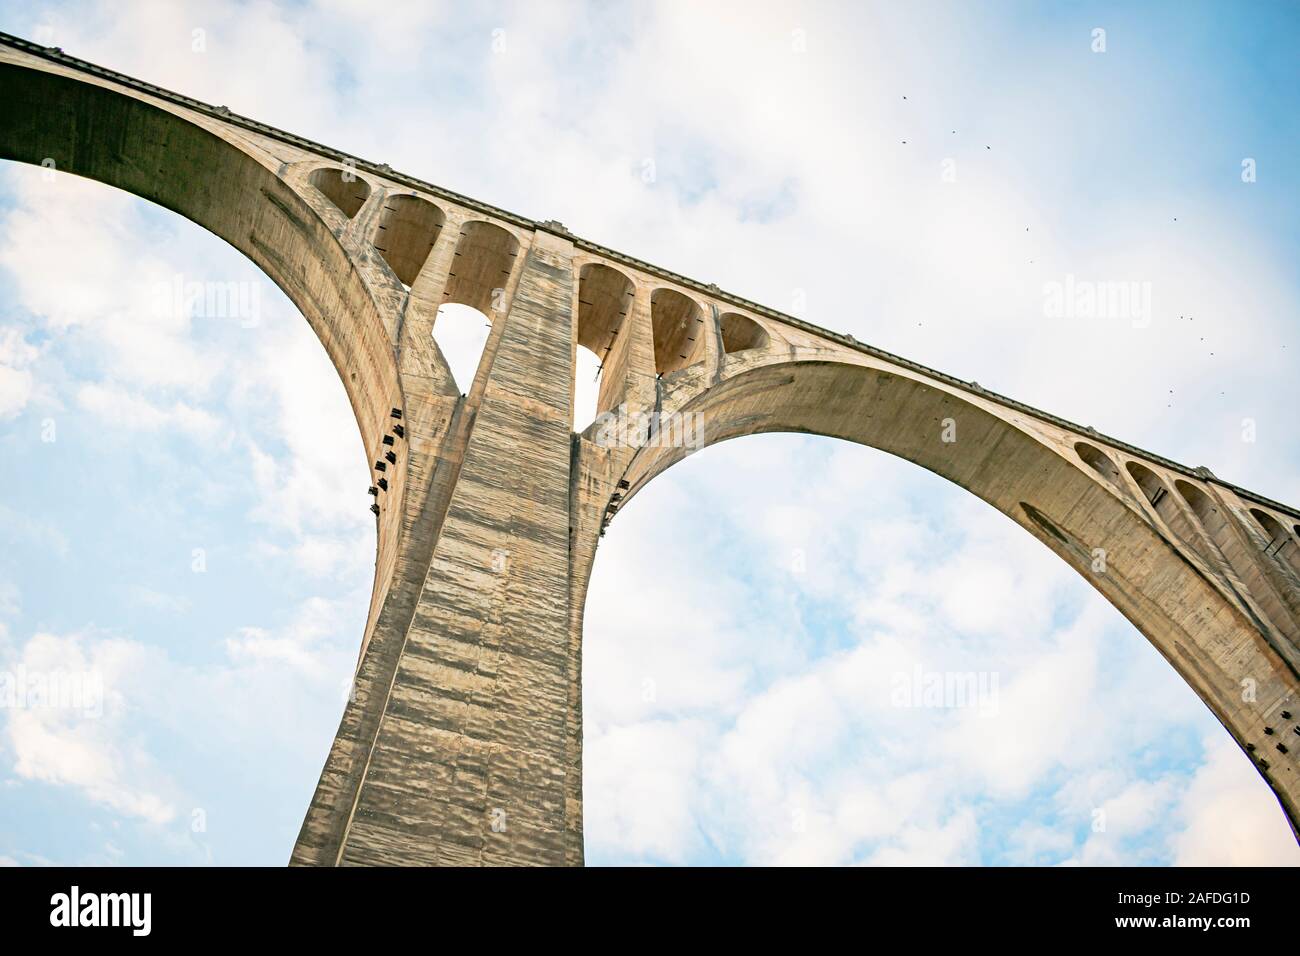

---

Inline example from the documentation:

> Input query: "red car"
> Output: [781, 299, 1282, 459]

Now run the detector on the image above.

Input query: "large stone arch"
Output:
[0, 44, 464, 865]
[572, 353, 1300, 852]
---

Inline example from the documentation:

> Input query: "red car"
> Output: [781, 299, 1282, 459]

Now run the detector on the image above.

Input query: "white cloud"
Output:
[3, 631, 177, 824]
[0, 328, 39, 420]
[859, 809, 980, 867]
[1171, 735, 1300, 866]
[239, 324, 371, 574]
[0, 581, 19, 619]
[0, 594, 358, 841]
[0, 367, 33, 420]
[223, 596, 344, 680]
[1008, 820, 1076, 863]
[584, 718, 709, 864]
[0, 505, 69, 559]
[0, 169, 222, 393]
[128, 587, 190, 614]
[76, 382, 223, 440]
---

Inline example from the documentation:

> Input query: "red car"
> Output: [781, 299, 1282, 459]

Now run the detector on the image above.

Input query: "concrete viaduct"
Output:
[1, 32, 1297, 865]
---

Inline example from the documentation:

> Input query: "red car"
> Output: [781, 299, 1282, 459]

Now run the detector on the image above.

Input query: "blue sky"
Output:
[0, 0, 1298, 866]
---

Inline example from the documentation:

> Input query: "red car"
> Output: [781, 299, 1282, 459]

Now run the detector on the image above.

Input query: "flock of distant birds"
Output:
[895, 94, 1270, 410]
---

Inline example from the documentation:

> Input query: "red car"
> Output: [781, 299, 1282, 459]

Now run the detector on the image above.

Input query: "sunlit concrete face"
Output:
[2, 35, 1298, 866]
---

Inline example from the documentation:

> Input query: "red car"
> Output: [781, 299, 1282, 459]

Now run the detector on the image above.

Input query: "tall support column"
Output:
[294, 228, 578, 866]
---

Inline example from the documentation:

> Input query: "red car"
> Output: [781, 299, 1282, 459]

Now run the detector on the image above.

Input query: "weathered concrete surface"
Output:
[1, 33, 1297, 865]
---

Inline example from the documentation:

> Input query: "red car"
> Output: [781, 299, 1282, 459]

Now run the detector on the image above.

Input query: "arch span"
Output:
[0, 43, 474, 867]
[573, 355, 1300, 843]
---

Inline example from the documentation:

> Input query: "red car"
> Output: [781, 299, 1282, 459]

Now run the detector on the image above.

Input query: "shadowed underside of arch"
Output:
[1, 34, 1297, 866]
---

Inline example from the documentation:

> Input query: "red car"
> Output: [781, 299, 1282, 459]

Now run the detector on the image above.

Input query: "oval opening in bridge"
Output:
[309, 166, 370, 219]
[375, 194, 445, 288]
[575, 263, 634, 431]
[720, 312, 769, 354]
[1074, 441, 1122, 488]
[1126, 461, 1167, 506]
[442, 220, 520, 315]
[650, 288, 704, 375]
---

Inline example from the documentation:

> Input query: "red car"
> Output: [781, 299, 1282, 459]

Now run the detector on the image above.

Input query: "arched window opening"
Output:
[720, 312, 769, 354]
[443, 220, 520, 315]
[650, 288, 704, 375]
[433, 302, 492, 394]
[575, 263, 634, 431]
[1177, 482, 1297, 627]
[1126, 463, 1205, 553]
[375, 194, 445, 288]
[1171, 477, 1242, 565]
[309, 166, 370, 219]
[1126, 462, 1170, 511]
[1250, 508, 1300, 576]
[1175, 480, 1220, 530]
[1075, 441, 1122, 489]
